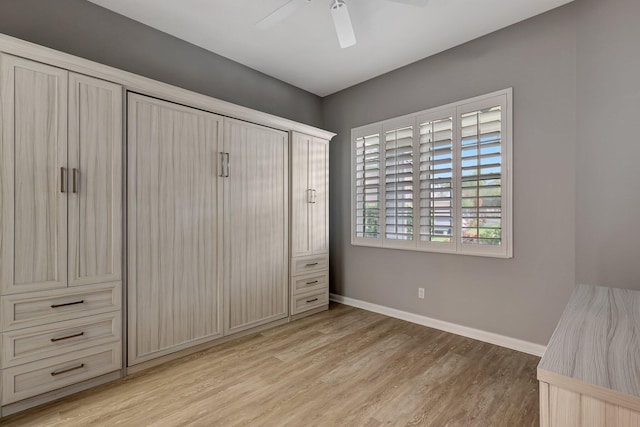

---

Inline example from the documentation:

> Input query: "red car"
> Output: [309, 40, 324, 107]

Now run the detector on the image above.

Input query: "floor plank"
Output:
[1, 303, 540, 426]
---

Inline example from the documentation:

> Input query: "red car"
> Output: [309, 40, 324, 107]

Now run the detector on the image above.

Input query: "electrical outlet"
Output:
[418, 288, 425, 299]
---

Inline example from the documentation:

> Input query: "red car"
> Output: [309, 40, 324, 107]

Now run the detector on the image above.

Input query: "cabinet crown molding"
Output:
[0, 33, 335, 141]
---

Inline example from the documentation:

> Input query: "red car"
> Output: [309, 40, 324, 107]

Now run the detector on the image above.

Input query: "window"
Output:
[351, 89, 512, 258]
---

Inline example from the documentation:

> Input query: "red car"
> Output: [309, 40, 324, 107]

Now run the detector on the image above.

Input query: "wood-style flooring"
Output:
[1, 303, 540, 426]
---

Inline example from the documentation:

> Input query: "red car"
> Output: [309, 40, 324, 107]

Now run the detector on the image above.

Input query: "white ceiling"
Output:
[88, 0, 574, 96]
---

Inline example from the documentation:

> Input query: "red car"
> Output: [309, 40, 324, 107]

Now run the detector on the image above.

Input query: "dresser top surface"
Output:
[538, 284, 640, 398]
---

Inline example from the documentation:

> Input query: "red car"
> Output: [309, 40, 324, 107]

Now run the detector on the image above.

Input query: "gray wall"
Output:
[575, 0, 640, 288]
[0, 0, 323, 127]
[324, 0, 640, 345]
[323, 5, 578, 345]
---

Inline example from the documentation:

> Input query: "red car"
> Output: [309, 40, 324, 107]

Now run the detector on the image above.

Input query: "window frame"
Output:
[350, 88, 513, 258]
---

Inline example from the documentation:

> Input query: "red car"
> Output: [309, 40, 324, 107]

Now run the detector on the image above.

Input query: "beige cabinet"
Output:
[0, 54, 123, 405]
[127, 94, 224, 365]
[68, 73, 122, 287]
[291, 132, 329, 257]
[290, 132, 330, 316]
[223, 119, 289, 334]
[0, 55, 69, 295]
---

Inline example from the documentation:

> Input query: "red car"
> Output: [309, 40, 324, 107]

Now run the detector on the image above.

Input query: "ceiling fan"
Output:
[256, 0, 429, 49]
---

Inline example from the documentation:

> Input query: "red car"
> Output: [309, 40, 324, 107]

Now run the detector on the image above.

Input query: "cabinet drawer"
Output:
[1, 282, 121, 331]
[2, 342, 121, 405]
[292, 290, 329, 315]
[292, 255, 329, 276]
[2, 312, 121, 368]
[292, 272, 328, 295]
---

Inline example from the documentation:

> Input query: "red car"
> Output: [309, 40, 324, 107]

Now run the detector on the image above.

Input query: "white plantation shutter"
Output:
[418, 115, 454, 246]
[459, 105, 503, 247]
[351, 89, 511, 257]
[354, 132, 381, 240]
[384, 125, 414, 241]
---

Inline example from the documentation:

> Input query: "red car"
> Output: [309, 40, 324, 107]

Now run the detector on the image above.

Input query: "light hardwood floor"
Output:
[1, 303, 540, 426]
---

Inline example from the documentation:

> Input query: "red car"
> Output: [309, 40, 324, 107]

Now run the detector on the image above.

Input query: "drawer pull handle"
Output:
[306, 280, 319, 285]
[50, 300, 85, 309]
[51, 363, 85, 377]
[305, 262, 319, 267]
[51, 332, 85, 342]
[306, 298, 319, 303]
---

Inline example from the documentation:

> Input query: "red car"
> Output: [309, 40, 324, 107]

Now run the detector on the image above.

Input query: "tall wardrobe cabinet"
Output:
[290, 132, 330, 316]
[0, 54, 123, 406]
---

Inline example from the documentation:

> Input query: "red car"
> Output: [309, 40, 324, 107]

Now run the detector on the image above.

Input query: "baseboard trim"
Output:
[329, 293, 546, 357]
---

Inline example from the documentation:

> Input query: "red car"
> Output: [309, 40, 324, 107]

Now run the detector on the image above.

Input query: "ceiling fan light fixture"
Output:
[330, 0, 356, 48]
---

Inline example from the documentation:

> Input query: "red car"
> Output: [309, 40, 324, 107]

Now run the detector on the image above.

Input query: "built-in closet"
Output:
[0, 54, 123, 407]
[0, 34, 333, 416]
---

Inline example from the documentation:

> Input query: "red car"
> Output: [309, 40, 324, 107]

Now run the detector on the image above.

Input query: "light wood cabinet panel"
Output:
[310, 137, 329, 254]
[549, 385, 581, 427]
[291, 133, 311, 257]
[224, 119, 288, 334]
[1, 282, 121, 331]
[543, 383, 640, 427]
[2, 311, 121, 368]
[0, 54, 68, 295]
[290, 133, 329, 257]
[292, 272, 329, 295]
[291, 254, 329, 276]
[1, 342, 121, 405]
[68, 73, 122, 286]
[127, 94, 223, 365]
[291, 290, 329, 315]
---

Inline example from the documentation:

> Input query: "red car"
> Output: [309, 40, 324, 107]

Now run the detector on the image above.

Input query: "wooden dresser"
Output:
[538, 284, 640, 426]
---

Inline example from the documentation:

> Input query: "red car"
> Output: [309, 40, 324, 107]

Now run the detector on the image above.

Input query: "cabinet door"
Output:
[127, 94, 223, 365]
[0, 55, 68, 295]
[224, 119, 288, 334]
[310, 137, 329, 254]
[68, 73, 122, 286]
[291, 132, 311, 257]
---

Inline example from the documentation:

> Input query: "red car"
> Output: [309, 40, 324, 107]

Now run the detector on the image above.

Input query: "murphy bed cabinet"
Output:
[127, 94, 224, 365]
[0, 54, 123, 408]
[290, 132, 330, 317]
[0, 34, 334, 415]
[223, 119, 289, 334]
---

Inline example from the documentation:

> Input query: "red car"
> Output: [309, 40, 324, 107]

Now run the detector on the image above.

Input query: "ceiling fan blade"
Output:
[256, 0, 310, 29]
[385, 0, 429, 6]
[330, 0, 356, 48]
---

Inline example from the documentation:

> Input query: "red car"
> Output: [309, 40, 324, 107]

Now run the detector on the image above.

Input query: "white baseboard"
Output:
[329, 293, 546, 357]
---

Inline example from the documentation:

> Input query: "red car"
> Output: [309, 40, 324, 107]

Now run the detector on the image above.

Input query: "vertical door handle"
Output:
[60, 167, 67, 193]
[312, 189, 317, 204]
[72, 168, 79, 194]
[307, 189, 313, 204]
[219, 152, 225, 177]
[225, 153, 230, 178]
